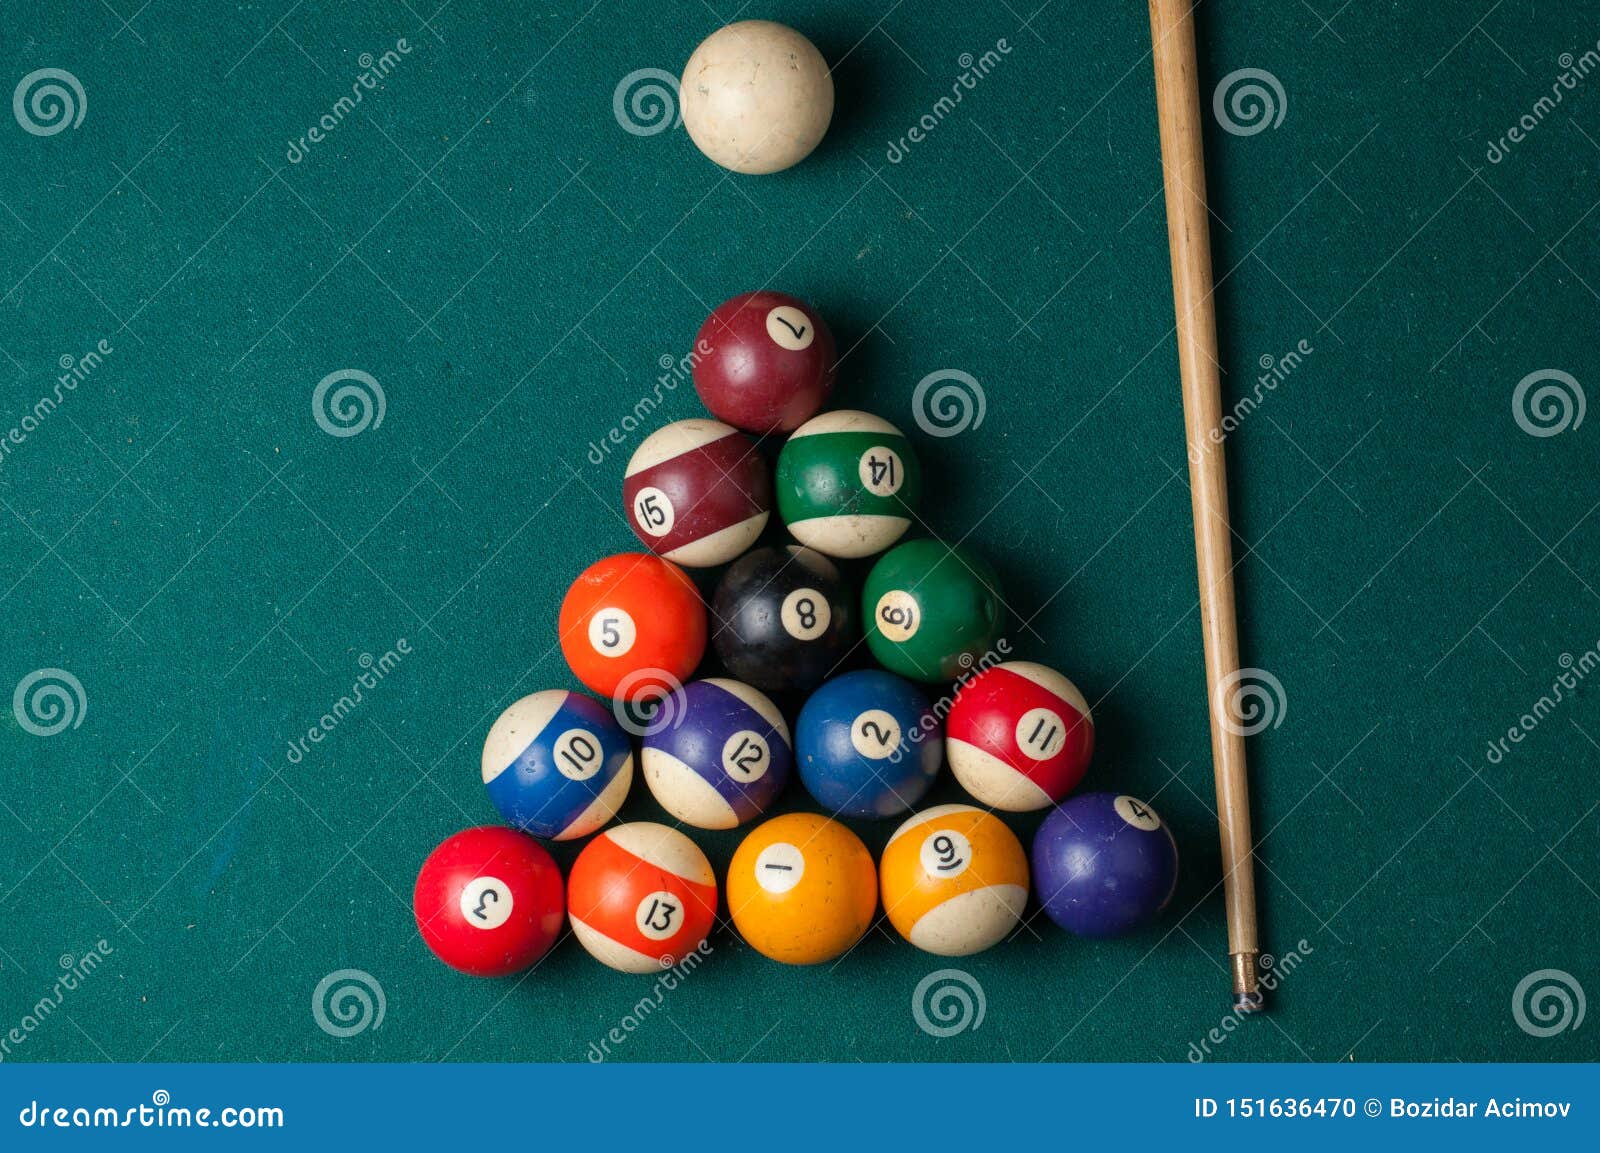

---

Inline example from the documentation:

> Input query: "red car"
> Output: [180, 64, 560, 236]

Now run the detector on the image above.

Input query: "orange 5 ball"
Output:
[559, 553, 707, 701]
[727, 812, 877, 965]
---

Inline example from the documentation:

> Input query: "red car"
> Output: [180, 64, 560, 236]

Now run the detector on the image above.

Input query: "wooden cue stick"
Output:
[1147, 0, 1263, 1011]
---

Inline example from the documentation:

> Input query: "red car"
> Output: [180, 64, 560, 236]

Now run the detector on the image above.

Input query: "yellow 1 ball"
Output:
[728, 813, 876, 964]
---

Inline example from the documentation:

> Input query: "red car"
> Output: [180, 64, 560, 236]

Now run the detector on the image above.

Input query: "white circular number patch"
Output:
[459, 876, 513, 930]
[765, 305, 815, 350]
[552, 728, 604, 781]
[780, 588, 830, 640]
[874, 590, 920, 643]
[631, 486, 675, 537]
[858, 446, 904, 496]
[850, 709, 902, 759]
[754, 842, 805, 893]
[1114, 795, 1162, 831]
[721, 730, 770, 781]
[1014, 707, 1066, 761]
[588, 608, 636, 657]
[919, 829, 972, 879]
[634, 892, 682, 941]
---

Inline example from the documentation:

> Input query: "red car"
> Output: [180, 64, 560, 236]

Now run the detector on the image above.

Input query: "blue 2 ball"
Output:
[796, 669, 941, 818]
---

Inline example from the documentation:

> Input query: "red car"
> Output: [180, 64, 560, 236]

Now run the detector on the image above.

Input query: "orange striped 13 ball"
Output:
[567, 822, 717, 972]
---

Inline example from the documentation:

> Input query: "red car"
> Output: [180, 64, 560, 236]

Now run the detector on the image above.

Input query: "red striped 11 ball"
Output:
[567, 822, 718, 972]
[413, 826, 565, 976]
[481, 690, 634, 839]
[946, 662, 1094, 810]
[641, 678, 793, 829]
[623, 418, 771, 567]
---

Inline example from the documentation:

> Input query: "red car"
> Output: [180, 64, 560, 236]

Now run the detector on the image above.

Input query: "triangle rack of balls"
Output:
[413, 288, 1180, 977]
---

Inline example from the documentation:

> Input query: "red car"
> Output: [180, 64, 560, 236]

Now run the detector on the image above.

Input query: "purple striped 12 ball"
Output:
[641, 679, 793, 829]
[1031, 792, 1179, 937]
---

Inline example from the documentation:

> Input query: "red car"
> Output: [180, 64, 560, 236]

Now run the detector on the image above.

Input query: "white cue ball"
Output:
[680, 20, 834, 175]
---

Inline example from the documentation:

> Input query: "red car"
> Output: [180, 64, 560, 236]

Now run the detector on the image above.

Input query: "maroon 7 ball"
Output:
[693, 290, 836, 433]
[413, 826, 565, 977]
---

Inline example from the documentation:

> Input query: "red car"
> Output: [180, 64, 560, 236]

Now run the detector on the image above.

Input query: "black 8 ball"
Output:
[712, 545, 855, 693]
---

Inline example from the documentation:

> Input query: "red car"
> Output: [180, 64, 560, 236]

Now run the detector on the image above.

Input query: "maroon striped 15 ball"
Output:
[623, 418, 771, 568]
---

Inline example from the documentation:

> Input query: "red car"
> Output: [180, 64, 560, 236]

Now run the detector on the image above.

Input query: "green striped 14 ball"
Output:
[775, 410, 922, 558]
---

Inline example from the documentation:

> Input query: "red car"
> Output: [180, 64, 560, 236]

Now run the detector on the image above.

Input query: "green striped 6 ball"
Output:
[775, 410, 922, 558]
[863, 540, 1005, 681]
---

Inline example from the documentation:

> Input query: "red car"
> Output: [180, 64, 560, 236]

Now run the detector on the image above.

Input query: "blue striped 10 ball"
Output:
[481, 690, 634, 840]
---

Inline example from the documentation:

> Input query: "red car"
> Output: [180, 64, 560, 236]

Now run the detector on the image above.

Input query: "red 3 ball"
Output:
[413, 826, 565, 977]
[692, 290, 836, 433]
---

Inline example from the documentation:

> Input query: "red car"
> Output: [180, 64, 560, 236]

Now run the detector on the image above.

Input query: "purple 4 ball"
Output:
[1032, 792, 1180, 937]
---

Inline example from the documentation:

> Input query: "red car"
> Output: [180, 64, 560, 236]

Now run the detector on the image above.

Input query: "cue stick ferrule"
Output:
[1231, 951, 1264, 1013]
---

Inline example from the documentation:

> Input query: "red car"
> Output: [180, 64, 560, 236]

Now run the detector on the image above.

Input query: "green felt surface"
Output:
[2, 1, 1598, 1064]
